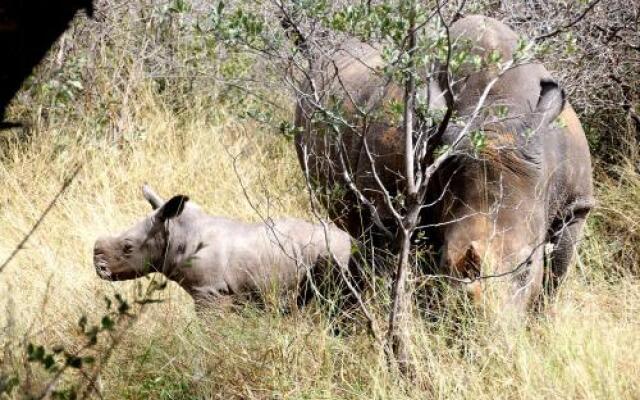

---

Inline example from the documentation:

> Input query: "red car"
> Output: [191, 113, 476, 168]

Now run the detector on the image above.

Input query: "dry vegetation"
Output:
[1, 1, 639, 398]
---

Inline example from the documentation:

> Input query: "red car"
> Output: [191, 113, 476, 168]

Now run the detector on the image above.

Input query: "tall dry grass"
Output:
[1, 1, 639, 398]
[1, 92, 639, 398]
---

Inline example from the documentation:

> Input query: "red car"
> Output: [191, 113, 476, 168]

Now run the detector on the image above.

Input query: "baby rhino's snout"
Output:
[93, 238, 112, 279]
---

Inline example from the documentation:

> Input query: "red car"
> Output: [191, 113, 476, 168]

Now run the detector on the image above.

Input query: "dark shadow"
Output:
[0, 0, 93, 124]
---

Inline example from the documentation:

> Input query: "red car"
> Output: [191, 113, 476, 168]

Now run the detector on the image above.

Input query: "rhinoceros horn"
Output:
[142, 184, 164, 210]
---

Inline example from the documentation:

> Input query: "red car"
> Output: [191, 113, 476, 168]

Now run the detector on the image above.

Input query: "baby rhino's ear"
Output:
[157, 195, 189, 221]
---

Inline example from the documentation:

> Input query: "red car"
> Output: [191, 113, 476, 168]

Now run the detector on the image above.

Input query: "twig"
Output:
[0, 165, 82, 274]
[226, 145, 337, 307]
[301, 153, 383, 344]
[534, 0, 603, 42]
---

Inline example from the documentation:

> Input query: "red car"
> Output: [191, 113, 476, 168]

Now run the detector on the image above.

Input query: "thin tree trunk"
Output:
[387, 229, 413, 375]
[386, 0, 418, 376]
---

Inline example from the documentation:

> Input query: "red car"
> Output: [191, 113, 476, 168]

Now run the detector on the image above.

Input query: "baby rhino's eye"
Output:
[122, 243, 133, 256]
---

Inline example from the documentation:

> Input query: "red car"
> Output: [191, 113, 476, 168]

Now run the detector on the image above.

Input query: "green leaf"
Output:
[486, 49, 502, 66]
[471, 130, 487, 151]
[43, 354, 56, 370]
[52, 388, 78, 400]
[78, 315, 87, 330]
[33, 345, 45, 361]
[66, 355, 83, 369]
[135, 299, 164, 305]
[494, 105, 509, 118]
[85, 326, 99, 345]
[433, 144, 450, 159]
[169, 0, 191, 13]
[101, 316, 115, 331]
[115, 293, 130, 314]
[0, 375, 19, 395]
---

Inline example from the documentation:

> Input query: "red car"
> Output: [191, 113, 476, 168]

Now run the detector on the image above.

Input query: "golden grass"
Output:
[588, 162, 640, 276]
[1, 100, 639, 399]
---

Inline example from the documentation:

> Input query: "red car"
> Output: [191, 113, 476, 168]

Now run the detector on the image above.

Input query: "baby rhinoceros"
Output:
[93, 185, 353, 308]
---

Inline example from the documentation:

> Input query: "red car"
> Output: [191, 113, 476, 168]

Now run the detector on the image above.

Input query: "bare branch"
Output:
[534, 0, 603, 42]
[0, 165, 82, 274]
[403, 7, 418, 197]
[301, 156, 384, 344]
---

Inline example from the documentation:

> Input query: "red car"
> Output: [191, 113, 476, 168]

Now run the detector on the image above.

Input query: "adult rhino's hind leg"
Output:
[545, 205, 591, 298]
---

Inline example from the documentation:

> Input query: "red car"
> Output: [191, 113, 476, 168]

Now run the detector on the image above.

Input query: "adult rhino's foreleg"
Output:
[546, 204, 591, 297]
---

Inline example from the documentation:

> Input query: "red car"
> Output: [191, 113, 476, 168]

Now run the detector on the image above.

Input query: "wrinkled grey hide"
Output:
[295, 15, 594, 312]
[423, 15, 594, 312]
[93, 185, 353, 308]
[294, 39, 447, 240]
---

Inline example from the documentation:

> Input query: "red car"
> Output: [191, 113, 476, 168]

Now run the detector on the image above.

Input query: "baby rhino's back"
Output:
[229, 218, 352, 297]
[270, 218, 353, 268]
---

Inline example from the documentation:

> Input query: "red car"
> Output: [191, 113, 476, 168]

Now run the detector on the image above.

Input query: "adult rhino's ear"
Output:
[454, 242, 482, 279]
[157, 195, 189, 221]
[142, 184, 164, 210]
[536, 80, 566, 127]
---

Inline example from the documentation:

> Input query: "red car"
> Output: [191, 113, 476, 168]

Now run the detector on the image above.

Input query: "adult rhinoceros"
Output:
[294, 15, 594, 312]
